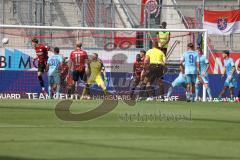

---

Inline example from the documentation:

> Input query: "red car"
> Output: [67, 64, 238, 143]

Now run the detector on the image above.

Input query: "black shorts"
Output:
[38, 63, 46, 72]
[145, 64, 165, 83]
[72, 70, 87, 82]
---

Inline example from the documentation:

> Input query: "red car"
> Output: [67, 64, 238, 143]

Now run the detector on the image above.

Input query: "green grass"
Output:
[0, 100, 240, 160]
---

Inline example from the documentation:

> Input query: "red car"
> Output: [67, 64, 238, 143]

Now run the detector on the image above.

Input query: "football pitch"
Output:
[0, 100, 240, 160]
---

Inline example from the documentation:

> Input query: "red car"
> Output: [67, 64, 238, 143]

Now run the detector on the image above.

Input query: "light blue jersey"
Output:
[47, 54, 63, 76]
[199, 55, 208, 74]
[181, 50, 199, 74]
[224, 58, 236, 77]
[224, 58, 237, 88]
[196, 55, 209, 84]
[181, 50, 199, 84]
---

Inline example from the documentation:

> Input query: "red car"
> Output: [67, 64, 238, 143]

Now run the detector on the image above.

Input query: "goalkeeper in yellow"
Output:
[81, 53, 107, 99]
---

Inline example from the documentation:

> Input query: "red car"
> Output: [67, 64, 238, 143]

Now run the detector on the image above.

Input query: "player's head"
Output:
[92, 53, 98, 60]
[187, 43, 194, 50]
[76, 43, 82, 49]
[152, 41, 159, 48]
[140, 49, 146, 58]
[196, 46, 203, 55]
[31, 38, 38, 47]
[54, 47, 60, 54]
[222, 50, 230, 59]
[161, 22, 167, 29]
[136, 54, 141, 62]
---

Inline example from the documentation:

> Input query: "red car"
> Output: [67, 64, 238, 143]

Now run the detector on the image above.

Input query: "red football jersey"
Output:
[133, 60, 144, 78]
[70, 49, 88, 71]
[66, 74, 74, 87]
[60, 63, 69, 80]
[35, 44, 49, 64]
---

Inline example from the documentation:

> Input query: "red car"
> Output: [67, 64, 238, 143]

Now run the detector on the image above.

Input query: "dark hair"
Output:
[76, 43, 82, 48]
[162, 21, 167, 26]
[93, 53, 98, 58]
[140, 49, 146, 55]
[153, 41, 159, 48]
[54, 47, 60, 53]
[31, 38, 38, 44]
[187, 43, 194, 50]
[223, 50, 230, 56]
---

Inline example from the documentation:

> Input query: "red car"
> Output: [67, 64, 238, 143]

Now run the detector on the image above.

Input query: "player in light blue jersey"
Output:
[237, 62, 240, 102]
[218, 50, 237, 101]
[195, 47, 212, 101]
[166, 65, 187, 99]
[46, 47, 63, 99]
[181, 43, 200, 102]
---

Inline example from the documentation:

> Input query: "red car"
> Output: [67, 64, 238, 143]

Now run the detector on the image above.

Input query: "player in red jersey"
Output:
[68, 43, 88, 93]
[60, 57, 69, 91]
[32, 38, 50, 93]
[60, 57, 75, 95]
[130, 53, 145, 99]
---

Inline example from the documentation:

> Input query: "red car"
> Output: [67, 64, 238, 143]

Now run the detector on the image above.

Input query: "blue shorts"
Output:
[224, 77, 237, 88]
[196, 74, 209, 84]
[185, 74, 197, 84]
[48, 75, 60, 85]
[172, 76, 187, 88]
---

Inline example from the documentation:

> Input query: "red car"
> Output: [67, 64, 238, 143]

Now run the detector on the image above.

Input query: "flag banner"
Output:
[203, 9, 240, 35]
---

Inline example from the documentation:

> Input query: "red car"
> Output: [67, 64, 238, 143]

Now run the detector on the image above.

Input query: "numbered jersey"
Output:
[70, 49, 88, 72]
[47, 55, 63, 76]
[181, 51, 199, 74]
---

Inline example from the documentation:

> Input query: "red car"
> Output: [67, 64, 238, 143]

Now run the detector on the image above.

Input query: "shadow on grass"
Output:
[1, 139, 237, 160]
